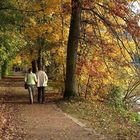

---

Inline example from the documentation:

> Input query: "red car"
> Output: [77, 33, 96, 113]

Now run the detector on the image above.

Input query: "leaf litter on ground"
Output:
[57, 97, 140, 140]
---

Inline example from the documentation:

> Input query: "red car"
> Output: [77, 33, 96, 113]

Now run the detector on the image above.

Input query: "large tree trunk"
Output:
[64, 0, 81, 99]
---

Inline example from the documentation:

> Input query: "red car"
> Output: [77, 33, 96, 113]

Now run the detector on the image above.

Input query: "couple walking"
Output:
[24, 68, 48, 104]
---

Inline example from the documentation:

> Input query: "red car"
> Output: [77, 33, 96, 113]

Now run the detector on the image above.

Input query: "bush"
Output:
[107, 85, 124, 108]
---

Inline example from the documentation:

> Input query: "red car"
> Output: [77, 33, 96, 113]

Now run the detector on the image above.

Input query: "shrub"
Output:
[107, 85, 124, 108]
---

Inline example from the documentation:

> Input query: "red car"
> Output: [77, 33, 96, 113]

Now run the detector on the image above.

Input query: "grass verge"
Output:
[57, 97, 140, 140]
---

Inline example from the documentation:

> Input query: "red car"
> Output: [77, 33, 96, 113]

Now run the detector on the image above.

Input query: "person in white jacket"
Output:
[25, 68, 37, 104]
[36, 68, 48, 103]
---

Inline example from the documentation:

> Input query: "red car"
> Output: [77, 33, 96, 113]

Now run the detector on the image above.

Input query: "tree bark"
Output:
[37, 49, 43, 70]
[37, 37, 44, 70]
[64, 0, 81, 99]
[32, 60, 38, 73]
[1, 60, 8, 77]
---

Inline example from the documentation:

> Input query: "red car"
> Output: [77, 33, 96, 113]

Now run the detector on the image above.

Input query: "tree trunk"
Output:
[64, 0, 81, 99]
[0, 65, 2, 79]
[1, 60, 8, 77]
[37, 49, 43, 70]
[37, 37, 44, 70]
[32, 60, 38, 73]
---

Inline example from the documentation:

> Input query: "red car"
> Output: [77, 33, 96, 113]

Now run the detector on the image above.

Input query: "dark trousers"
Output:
[37, 87, 45, 103]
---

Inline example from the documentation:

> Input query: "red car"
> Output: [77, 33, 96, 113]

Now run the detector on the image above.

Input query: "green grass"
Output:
[57, 97, 140, 140]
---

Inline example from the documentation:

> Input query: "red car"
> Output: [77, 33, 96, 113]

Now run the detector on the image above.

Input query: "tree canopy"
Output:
[0, 0, 140, 105]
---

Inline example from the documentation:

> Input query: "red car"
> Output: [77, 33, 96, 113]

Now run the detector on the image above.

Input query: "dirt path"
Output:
[0, 77, 106, 140]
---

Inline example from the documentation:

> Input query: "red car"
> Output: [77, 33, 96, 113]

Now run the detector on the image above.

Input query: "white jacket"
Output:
[36, 70, 48, 87]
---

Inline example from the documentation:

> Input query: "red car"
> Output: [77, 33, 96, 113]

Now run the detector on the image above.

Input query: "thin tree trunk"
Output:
[37, 49, 43, 70]
[0, 65, 2, 79]
[32, 60, 38, 73]
[64, 0, 81, 99]
[1, 60, 8, 77]
[37, 37, 44, 70]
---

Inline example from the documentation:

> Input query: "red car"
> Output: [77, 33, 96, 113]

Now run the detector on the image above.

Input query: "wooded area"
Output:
[0, 0, 140, 119]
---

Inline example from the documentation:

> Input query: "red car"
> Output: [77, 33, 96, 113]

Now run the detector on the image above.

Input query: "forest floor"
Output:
[0, 74, 107, 140]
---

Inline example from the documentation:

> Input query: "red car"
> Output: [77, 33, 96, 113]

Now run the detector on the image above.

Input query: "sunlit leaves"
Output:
[76, 0, 140, 100]
[1, 0, 139, 103]
[0, 31, 26, 64]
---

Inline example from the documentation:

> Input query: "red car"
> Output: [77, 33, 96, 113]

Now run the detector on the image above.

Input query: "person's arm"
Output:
[34, 74, 37, 83]
[45, 74, 48, 83]
[24, 73, 27, 82]
[36, 72, 38, 79]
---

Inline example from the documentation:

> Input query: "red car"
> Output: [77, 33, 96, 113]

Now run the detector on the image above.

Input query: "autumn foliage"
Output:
[0, 0, 140, 105]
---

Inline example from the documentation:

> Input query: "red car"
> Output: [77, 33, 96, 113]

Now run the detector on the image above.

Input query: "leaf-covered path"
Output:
[0, 75, 106, 140]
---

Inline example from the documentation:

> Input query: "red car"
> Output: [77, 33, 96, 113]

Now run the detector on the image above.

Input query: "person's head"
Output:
[38, 68, 42, 71]
[28, 68, 32, 73]
[38, 66, 44, 71]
